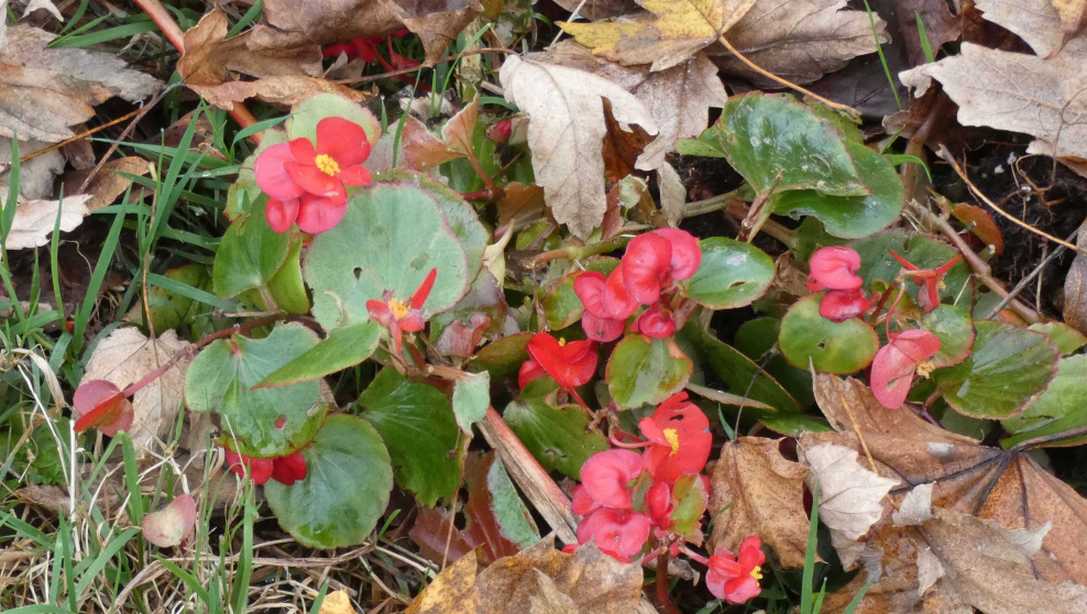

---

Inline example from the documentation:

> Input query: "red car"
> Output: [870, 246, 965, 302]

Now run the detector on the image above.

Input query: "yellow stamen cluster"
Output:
[663, 428, 680, 455]
[314, 154, 340, 176]
[750, 565, 763, 581]
[388, 298, 410, 320]
[916, 360, 936, 378]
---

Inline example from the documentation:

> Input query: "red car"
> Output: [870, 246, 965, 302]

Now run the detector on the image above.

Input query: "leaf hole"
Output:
[352, 267, 363, 280]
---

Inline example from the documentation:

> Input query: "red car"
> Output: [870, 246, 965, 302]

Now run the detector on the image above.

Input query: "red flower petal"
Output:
[738, 535, 766, 569]
[635, 306, 676, 338]
[581, 311, 625, 342]
[818, 289, 870, 322]
[224, 449, 273, 485]
[638, 392, 712, 482]
[518, 359, 547, 391]
[870, 329, 941, 409]
[526, 333, 597, 389]
[892, 329, 942, 362]
[316, 117, 371, 168]
[296, 195, 348, 234]
[646, 480, 673, 529]
[264, 198, 299, 233]
[575, 508, 652, 562]
[271, 451, 308, 485]
[254, 143, 304, 201]
[572, 484, 598, 515]
[338, 164, 372, 187]
[622, 232, 672, 305]
[579, 449, 644, 510]
[652, 228, 701, 280]
[409, 268, 438, 310]
[367, 300, 396, 328]
[807, 246, 863, 291]
[399, 312, 425, 333]
[284, 161, 346, 200]
[574, 270, 637, 320]
[288, 137, 317, 166]
[706, 536, 765, 604]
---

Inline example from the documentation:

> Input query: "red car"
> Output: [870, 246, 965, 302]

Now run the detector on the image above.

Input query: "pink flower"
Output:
[224, 448, 309, 486]
[819, 288, 870, 322]
[638, 393, 712, 483]
[646, 480, 674, 529]
[870, 329, 942, 409]
[706, 535, 766, 604]
[576, 507, 653, 562]
[806, 246, 863, 292]
[73, 379, 133, 436]
[578, 449, 644, 511]
[254, 117, 372, 234]
[270, 450, 308, 485]
[574, 270, 638, 342]
[621, 229, 701, 305]
[635, 305, 676, 338]
[366, 268, 437, 354]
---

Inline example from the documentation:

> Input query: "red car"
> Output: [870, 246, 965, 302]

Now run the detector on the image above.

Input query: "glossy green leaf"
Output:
[287, 93, 381, 143]
[264, 237, 310, 314]
[185, 323, 326, 457]
[485, 456, 540, 548]
[681, 93, 867, 197]
[771, 140, 904, 239]
[504, 398, 608, 478]
[606, 334, 693, 409]
[933, 320, 1059, 419]
[921, 305, 974, 368]
[257, 322, 381, 388]
[470, 332, 531, 380]
[304, 182, 480, 331]
[778, 295, 879, 374]
[357, 369, 460, 507]
[211, 204, 295, 301]
[683, 237, 774, 309]
[1028, 322, 1087, 356]
[1001, 355, 1087, 448]
[265, 415, 392, 548]
[759, 414, 833, 437]
[734, 317, 814, 407]
[669, 474, 708, 541]
[686, 323, 802, 413]
[851, 231, 970, 304]
[452, 371, 490, 433]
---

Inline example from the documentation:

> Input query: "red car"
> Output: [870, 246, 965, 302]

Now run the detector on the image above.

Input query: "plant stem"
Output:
[655, 551, 681, 614]
[530, 235, 631, 268]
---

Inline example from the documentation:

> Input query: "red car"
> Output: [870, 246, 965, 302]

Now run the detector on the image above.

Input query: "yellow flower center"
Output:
[663, 428, 680, 455]
[750, 565, 763, 581]
[558, 338, 567, 347]
[388, 298, 410, 320]
[314, 154, 340, 176]
[916, 360, 936, 378]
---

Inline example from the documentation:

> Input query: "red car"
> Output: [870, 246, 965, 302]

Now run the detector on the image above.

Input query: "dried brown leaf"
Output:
[7, 194, 91, 250]
[317, 590, 357, 614]
[1, 138, 64, 199]
[442, 96, 480, 158]
[897, 0, 961, 66]
[975, 0, 1064, 57]
[0, 25, 161, 142]
[710, 437, 811, 568]
[406, 549, 480, 614]
[498, 55, 657, 238]
[553, 0, 640, 20]
[141, 494, 197, 548]
[1064, 218, 1087, 333]
[408, 507, 477, 566]
[657, 161, 686, 224]
[1053, 0, 1087, 38]
[63, 156, 150, 210]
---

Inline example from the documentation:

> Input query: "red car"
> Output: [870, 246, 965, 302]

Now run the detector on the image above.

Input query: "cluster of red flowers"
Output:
[223, 448, 307, 486]
[323, 30, 420, 76]
[573, 228, 701, 342]
[254, 117, 373, 234]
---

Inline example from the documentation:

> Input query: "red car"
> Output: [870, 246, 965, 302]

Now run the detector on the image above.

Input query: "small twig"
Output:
[655, 550, 681, 614]
[986, 227, 1080, 318]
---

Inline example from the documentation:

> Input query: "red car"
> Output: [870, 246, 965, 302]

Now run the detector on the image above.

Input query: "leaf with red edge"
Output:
[409, 507, 477, 565]
[73, 379, 133, 436]
[465, 453, 522, 561]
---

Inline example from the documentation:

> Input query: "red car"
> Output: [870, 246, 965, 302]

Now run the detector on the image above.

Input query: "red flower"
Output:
[638, 392, 712, 483]
[891, 250, 963, 312]
[72, 379, 133, 436]
[806, 246, 863, 292]
[621, 229, 701, 305]
[224, 449, 308, 486]
[576, 507, 653, 562]
[578, 449, 644, 511]
[366, 268, 437, 354]
[487, 118, 512, 143]
[525, 332, 597, 390]
[706, 535, 765, 604]
[819, 288, 870, 322]
[254, 117, 372, 234]
[870, 329, 941, 409]
[271, 450, 308, 486]
[518, 359, 547, 391]
[646, 480, 674, 529]
[635, 305, 676, 338]
[574, 270, 638, 342]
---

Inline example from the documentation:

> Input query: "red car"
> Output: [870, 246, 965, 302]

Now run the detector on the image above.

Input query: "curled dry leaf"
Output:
[1, 138, 64, 199]
[83, 327, 193, 454]
[0, 25, 161, 142]
[498, 55, 657, 238]
[141, 494, 197, 548]
[1064, 218, 1087, 333]
[709, 437, 811, 568]
[6, 194, 91, 250]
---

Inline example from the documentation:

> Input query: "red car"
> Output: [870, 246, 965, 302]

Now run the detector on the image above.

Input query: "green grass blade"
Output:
[800, 485, 821, 614]
[71, 208, 126, 352]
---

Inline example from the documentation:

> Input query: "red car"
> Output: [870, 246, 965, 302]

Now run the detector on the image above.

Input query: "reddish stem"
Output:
[656, 551, 681, 614]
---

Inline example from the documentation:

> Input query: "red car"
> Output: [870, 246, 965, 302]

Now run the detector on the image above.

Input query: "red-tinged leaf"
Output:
[953, 202, 1004, 255]
[409, 507, 478, 566]
[464, 453, 521, 561]
[142, 494, 197, 548]
[72, 379, 133, 435]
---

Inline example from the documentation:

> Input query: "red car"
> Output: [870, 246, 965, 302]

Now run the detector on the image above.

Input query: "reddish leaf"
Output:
[464, 452, 521, 562]
[72, 379, 133, 435]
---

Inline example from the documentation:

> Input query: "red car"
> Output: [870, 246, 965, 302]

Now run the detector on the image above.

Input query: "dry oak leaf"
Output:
[498, 55, 658, 239]
[179, 10, 363, 111]
[710, 437, 811, 568]
[975, 0, 1066, 58]
[0, 25, 161, 142]
[6, 194, 91, 250]
[83, 327, 193, 454]
[1063, 218, 1087, 334]
[809, 374, 1087, 585]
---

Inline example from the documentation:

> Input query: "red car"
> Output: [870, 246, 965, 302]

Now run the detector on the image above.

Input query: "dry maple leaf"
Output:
[808, 374, 1087, 585]
[6, 194, 91, 250]
[0, 25, 161, 142]
[710, 436, 811, 568]
[83, 327, 193, 454]
[498, 55, 657, 239]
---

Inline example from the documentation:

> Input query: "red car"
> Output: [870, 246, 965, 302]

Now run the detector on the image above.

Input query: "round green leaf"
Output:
[265, 414, 392, 548]
[304, 182, 475, 330]
[212, 204, 295, 301]
[357, 368, 460, 507]
[779, 295, 879, 374]
[184, 323, 325, 457]
[452, 371, 490, 434]
[921, 305, 974, 368]
[933, 320, 1059, 419]
[606, 335, 693, 409]
[257, 322, 381, 388]
[772, 139, 904, 239]
[683, 237, 774, 309]
[758, 414, 832, 437]
[851, 231, 970, 304]
[470, 332, 531, 380]
[1028, 322, 1087, 356]
[504, 399, 608, 479]
[287, 93, 381, 144]
[1001, 355, 1087, 448]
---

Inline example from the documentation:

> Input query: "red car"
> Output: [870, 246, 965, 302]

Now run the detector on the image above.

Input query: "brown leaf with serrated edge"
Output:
[1065, 218, 1087, 334]
[710, 437, 810, 568]
[465, 452, 521, 561]
[0, 25, 161, 142]
[442, 96, 480, 158]
[409, 507, 477, 566]
[808, 374, 1087, 585]
[406, 549, 480, 614]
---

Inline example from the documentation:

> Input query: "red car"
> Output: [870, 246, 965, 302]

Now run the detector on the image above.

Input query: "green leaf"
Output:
[759, 414, 832, 437]
[303, 182, 479, 331]
[685, 323, 802, 413]
[683, 237, 774, 310]
[771, 140, 904, 239]
[851, 231, 970, 304]
[212, 205, 295, 301]
[1001, 355, 1087, 448]
[778, 295, 879, 374]
[265, 415, 393, 548]
[185, 323, 326, 457]
[1028, 322, 1087, 356]
[734, 316, 814, 407]
[357, 369, 460, 507]
[537, 258, 618, 331]
[606, 334, 693, 409]
[126, 263, 206, 331]
[288, 93, 381, 144]
[264, 236, 310, 314]
[921, 305, 974, 368]
[452, 371, 490, 434]
[504, 398, 608, 479]
[470, 332, 531, 380]
[485, 456, 540, 549]
[669, 474, 708, 541]
[933, 320, 1059, 419]
[684, 93, 868, 197]
[257, 322, 381, 388]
